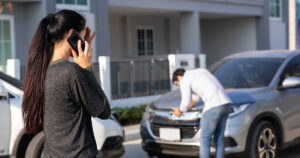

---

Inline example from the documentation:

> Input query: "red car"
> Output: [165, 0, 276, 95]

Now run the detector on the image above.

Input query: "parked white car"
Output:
[0, 71, 124, 158]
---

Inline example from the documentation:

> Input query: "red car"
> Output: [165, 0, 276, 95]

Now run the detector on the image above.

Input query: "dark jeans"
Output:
[200, 104, 232, 158]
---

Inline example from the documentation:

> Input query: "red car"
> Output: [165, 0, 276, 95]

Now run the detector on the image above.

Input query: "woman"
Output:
[22, 10, 111, 157]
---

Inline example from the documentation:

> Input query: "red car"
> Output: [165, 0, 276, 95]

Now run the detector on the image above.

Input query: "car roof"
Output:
[225, 50, 300, 60]
[0, 71, 23, 90]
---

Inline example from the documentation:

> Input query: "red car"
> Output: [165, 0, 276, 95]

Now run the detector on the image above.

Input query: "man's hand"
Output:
[171, 108, 182, 117]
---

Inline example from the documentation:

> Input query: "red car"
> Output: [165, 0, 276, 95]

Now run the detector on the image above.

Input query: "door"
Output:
[277, 55, 300, 142]
[0, 86, 11, 156]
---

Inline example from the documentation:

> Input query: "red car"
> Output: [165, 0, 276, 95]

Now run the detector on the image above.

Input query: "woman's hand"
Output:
[72, 27, 96, 69]
[84, 27, 96, 44]
[71, 40, 93, 69]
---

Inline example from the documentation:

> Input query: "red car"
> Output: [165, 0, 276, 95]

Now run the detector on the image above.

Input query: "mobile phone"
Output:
[67, 31, 85, 56]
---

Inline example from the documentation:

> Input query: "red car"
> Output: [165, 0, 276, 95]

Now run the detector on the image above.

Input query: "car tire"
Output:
[25, 131, 45, 158]
[248, 121, 278, 158]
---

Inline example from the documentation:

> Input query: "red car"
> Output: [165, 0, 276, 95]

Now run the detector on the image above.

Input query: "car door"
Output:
[0, 86, 11, 156]
[276, 55, 300, 142]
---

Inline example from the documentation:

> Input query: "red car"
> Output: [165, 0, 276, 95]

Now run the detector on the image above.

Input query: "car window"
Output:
[281, 55, 300, 79]
[212, 58, 283, 89]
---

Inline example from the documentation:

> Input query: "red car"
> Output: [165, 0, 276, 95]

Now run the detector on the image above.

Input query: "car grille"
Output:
[211, 137, 238, 148]
[144, 142, 199, 156]
[150, 123, 200, 139]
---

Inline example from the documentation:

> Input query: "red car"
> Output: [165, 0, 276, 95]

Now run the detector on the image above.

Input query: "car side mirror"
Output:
[278, 76, 300, 90]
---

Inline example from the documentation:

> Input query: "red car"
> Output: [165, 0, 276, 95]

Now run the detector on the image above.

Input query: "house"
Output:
[0, 0, 296, 107]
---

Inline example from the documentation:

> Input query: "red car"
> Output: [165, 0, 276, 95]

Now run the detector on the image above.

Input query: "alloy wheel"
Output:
[257, 128, 277, 158]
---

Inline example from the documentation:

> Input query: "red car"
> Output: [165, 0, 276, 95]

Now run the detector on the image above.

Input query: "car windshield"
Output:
[210, 58, 283, 89]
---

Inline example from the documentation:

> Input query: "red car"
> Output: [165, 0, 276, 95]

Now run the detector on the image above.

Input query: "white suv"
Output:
[0, 71, 124, 158]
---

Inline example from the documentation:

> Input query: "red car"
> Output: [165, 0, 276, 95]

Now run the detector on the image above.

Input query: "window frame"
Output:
[56, 0, 90, 12]
[0, 15, 15, 73]
[269, 0, 282, 21]
[136, 26, 155, 57]
[280, 55, 300, 79]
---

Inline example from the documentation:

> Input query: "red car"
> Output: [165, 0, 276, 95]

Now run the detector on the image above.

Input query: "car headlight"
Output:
[230, 103, 252, 117]
[147, 102, 155, 117]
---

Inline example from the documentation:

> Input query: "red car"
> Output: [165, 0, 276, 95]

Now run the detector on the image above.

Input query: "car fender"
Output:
[91, 118, 124, 150]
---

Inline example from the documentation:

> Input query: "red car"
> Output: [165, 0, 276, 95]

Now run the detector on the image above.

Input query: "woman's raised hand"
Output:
[72, 27, 96, 69]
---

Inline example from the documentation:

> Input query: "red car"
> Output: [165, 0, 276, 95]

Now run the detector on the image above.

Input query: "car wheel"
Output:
[249, 121, 277, 158]
[25, 131, 45, 158]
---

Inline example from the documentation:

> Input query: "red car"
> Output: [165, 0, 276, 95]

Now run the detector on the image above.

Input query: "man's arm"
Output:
[179, 79, 192, 112]
[189, 100, 197, 110]
[189, 94, 201, 110]
[172, 79, 191, 117]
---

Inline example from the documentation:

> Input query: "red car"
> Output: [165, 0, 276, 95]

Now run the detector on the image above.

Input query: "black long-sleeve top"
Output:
[43, 58, 111, 158]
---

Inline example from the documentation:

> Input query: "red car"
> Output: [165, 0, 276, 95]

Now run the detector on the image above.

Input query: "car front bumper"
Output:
[97, 146, 125, 158]
[97, 136, 125, 158]
[140, 108, 254, 156]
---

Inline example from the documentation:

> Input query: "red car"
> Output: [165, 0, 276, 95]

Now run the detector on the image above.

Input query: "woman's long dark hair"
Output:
[22, 10, 86, 134]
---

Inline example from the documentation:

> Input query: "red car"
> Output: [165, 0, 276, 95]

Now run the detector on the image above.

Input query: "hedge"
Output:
[114, 104, 148, 126]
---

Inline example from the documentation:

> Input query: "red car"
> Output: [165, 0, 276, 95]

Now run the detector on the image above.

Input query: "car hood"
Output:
[153, 87, 267, 111]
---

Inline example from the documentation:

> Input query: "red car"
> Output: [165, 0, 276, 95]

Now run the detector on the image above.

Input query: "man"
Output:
[172, 68, 232, 158]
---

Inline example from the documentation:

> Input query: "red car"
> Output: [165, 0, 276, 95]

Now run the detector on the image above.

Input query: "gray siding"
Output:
[201, 17, 257, 66]
[109, 0, 264, 16]
[269, 21, 287, 49]
[13, 1, 55, 66]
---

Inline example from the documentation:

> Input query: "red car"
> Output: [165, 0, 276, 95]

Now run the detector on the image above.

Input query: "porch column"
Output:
[7, 59, 20, 80]
[99, 56, 112, 102]
[288, 0, 297, 50]
[168, 54, 195, 90]
[256, 0, 270, 50]
[180, 11, 201, 55]
[90, 0, 111, 57]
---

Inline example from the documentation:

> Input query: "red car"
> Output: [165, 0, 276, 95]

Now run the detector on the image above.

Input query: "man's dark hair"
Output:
[172, 68, 186, 83]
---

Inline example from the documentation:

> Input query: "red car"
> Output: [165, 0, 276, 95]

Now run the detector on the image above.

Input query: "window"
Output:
[269, 0, 281, 19]
[56, 0, 89, 11]
[137, 28, 154, 56]
[56, 0, 87, 5]
[212, 58, 283, 89]
[297, 0, 300, 48]
[0, 17, 14, 73]
[281, 55, 300, 79]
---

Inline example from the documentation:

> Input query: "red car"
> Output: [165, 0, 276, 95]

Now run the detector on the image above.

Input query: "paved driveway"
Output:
[122, 139, 300, 158]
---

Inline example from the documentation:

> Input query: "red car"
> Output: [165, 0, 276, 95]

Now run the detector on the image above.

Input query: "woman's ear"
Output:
[67, 29, 75, 38]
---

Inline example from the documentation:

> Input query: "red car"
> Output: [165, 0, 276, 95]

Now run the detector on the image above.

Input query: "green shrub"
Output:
[114, 104, 148, 125]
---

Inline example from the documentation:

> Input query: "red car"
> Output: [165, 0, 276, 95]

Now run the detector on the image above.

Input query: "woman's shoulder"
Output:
[49, 60, 79, 76]
[65, 61, 92, 80]
[63, 61, 85, 77]
[49, 60, 92, 81]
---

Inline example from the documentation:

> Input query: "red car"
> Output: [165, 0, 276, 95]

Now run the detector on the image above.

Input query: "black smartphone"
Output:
[67, 31, 85, 56]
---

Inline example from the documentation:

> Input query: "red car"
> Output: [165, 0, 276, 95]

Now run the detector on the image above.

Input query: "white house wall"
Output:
[109, 15, 127, 59]
[201, 17, 257, 66]
[269, 21, 287, 49]
[109, 15, 181, 59]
